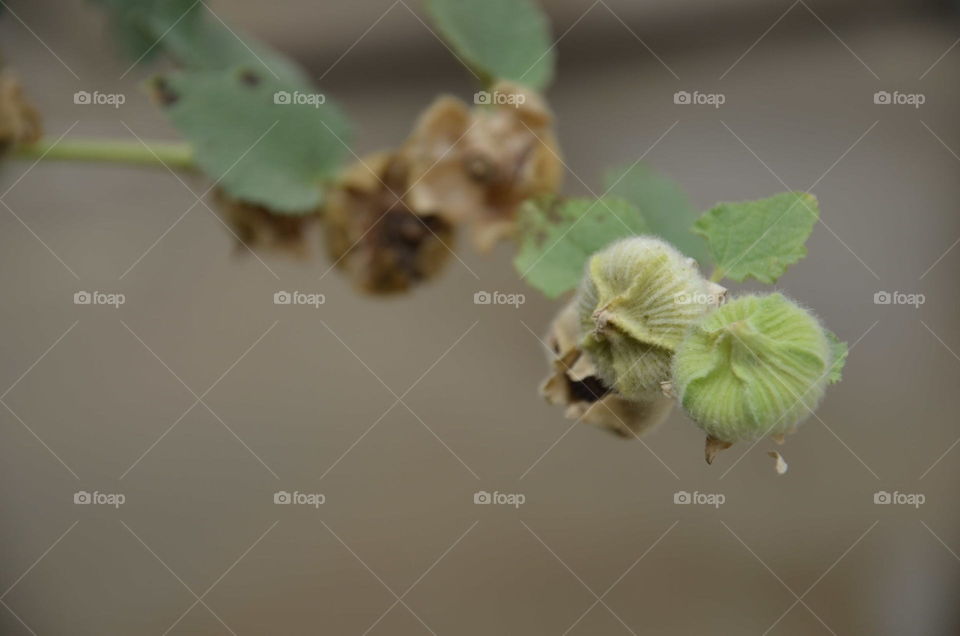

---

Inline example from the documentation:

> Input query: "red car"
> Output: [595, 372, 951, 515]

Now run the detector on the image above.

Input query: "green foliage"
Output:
[92, 0, 308, 85]
[603, 162, 708, 265]
[155, 68, 350, 214]
[159, 16, 308, 85]
[826, 330, 848, 384]
[92, 0, 202, 63]
[424, 0, 555, 89]
[93, 0, 348, 212]
[514, 196, 648, 298]
[694, 192, 819, 284]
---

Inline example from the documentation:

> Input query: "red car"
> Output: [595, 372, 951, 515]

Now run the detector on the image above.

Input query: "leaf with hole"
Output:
[155, 67, 351, 214]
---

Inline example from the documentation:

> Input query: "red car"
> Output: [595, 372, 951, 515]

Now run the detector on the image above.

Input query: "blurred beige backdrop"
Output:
[1, 0, 959, 634]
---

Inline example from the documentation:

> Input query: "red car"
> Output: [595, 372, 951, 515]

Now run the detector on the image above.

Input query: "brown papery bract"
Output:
[541, 299, 674, 439]
[323, 152, 454, 295]
[400, 81, 562, 251]
[0, 70, 42, 154]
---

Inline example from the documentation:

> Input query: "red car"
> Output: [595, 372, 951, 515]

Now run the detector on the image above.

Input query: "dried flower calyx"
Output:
[319, 81, 560, 293]
[672, 293, 833, 443]
[0, 70, 42, 154]
[401, 81, 562, 251]
[215, 189, 317, 256]
[578, 236, 723, 402]
[541, 299, 673, 438]
[324, 152, 454, 295]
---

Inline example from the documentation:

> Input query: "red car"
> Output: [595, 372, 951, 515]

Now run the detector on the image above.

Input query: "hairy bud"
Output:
[672, 293, 833, 442]
[578, 237, 721, 400]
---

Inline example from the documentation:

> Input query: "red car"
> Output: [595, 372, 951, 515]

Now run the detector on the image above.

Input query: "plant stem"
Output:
[12, 138, 195, 170]
[709, 268, 724, 283]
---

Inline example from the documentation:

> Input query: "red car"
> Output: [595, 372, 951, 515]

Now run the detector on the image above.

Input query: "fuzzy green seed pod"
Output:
[578, 236, 721, 401]
[672, 293, 832, 443]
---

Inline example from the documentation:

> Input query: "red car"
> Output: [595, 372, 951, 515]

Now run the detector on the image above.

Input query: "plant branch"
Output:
[12, 138, 195, 170]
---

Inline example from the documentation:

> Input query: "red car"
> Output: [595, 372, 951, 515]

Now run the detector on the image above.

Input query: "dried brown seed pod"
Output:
[324, 152, 454, 295]
[401, 81, 562, 251]
[0, 70, 42, 154]
[541, 299, 673, 439]
[214, 189, 317, 257]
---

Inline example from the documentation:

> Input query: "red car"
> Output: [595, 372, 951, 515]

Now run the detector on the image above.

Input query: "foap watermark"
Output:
[73, 90, 126, 108]
[474, 90, 526, 107]
[473, 290, 525, 308]
[274, 490, 325, 508]
[274, 290, 325, 308]
[873, 90, 925, 109]
[675, 291, 724, 306]
[674, 490, 725, 508]
[74, 290, 125, 308]
[473, 490, 525, 508]
[874, 490, 924, 508]
[674, 90, 725, 108]
[74, 490, 125, 508]
[273, 90, 326, 108]
[874, 291, 924, 308]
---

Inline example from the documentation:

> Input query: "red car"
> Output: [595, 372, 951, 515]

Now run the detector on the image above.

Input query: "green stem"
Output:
[709, 267, 725, 283]
[12, 138, 195, 170]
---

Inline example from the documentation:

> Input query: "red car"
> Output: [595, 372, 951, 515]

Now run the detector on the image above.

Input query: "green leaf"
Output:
[514, 196, 648, 298]
[694, 191, 819, 284]
[424, 0, 555, 89]
[162, 17, 309, 85]
[155, 67, 350, 214]
[603, 162, 708, 265]
[825, 330, 847, 384]
[91, 0, 204, 63]
[92, 0, 308, 85]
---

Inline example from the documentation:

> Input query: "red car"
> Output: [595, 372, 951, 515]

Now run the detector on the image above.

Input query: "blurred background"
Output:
[1, 0, 959, 633]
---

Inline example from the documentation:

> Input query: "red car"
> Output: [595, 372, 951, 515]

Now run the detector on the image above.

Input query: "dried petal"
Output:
[324, 152, 454, 294]
[705, 435, 733, 465]
[767, 451, 789, 474]
[0, 70, 42, 153]
[573, 392, 674, 439]
[215, 189, 315, 256]
[401, 82, 562, 251]
[541, 299, 673, 438]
